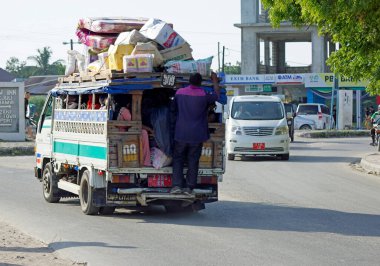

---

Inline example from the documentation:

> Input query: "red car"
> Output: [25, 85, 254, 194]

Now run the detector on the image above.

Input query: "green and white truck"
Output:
[34, 72, 225, 215]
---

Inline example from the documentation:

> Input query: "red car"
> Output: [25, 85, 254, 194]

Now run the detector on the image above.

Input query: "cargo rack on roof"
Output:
[58, 70, 216, 86]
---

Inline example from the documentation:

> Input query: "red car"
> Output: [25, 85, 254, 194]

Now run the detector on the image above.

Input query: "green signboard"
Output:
[245, 84, 272, 93]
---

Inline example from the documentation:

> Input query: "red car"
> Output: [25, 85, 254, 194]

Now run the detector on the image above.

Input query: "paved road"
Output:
[1, 137, 380, 266]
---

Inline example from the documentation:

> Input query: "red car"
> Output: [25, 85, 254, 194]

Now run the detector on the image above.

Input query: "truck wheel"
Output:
[281, 153, 290, 161]
[42, 163, 60, 203]
[99, 207, 115, 215]
[79, 170, 99, 215]
[227, 154, 235, 160]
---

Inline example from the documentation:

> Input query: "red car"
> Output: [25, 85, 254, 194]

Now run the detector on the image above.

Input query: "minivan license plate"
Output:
[253, 143, 265, 150]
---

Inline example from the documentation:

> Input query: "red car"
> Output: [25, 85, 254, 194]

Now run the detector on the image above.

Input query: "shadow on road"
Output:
[109, 201, 380, 237]
[234, 155, 360, 163]
[288, 155, 361, 163]
[0, 241, 135, 253]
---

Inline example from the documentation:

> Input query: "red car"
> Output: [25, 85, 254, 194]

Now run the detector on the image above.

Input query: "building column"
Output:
[264, 40, 270, 72]
[311, 29, 326, 73]
[242, 0, 259, 24]
[277, 41, 286, 73]
[241, 28, 259, 74]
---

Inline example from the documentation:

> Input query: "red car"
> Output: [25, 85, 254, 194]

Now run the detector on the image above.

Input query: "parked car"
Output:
[296, 103, 334, 130]
[284, 103, 295, 142]
[294, 116, 316, 130]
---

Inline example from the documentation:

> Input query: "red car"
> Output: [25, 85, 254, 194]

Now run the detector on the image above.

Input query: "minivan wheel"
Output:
[300, 125, 312, 130]
[281, 153, 290, 161]
[228, 154, 235, 160]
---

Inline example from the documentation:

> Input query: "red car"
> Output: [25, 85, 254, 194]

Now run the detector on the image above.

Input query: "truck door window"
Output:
[38, 94, 53, 133]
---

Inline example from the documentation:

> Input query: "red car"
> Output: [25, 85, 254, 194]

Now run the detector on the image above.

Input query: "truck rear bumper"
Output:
[106, 188, 217, 206]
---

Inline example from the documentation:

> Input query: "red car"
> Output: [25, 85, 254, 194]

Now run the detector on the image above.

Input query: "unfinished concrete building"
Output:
[235, 0, 335, 75]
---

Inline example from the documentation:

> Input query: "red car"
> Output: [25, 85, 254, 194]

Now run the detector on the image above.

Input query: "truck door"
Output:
[36, 92, 54, 167]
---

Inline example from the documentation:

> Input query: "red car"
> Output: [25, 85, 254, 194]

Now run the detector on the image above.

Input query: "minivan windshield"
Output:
[231, 101, 284, 120]
[297, 105, 318, 115]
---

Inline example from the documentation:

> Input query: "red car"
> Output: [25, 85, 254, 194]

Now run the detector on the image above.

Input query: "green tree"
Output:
[261, 0, 380, 94]
[224, 62, 241, 74]
[5, 47, 65, 78]
[5, 57, 38, 78]
[27, 47, 65, 75]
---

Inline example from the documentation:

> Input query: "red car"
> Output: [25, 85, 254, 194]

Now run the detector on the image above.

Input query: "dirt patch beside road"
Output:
[0, 220, 85, 266]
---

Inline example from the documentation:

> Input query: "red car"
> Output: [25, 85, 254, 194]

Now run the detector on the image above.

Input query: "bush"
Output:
[29, 95, 47, 121]
[299, 130, 369, 138]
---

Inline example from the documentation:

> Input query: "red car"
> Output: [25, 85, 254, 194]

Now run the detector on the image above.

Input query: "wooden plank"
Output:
[132, 94, 142, 121]
[199, 141, 213, 168]
[109, 159, 118, 167]
[109, 153, 117, 160]
[117, 142, 123, 168]
[107, 121, 142, 134]
[120, 135, 140, 168]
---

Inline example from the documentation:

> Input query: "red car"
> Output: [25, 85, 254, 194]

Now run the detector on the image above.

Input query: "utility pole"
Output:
[330, 74, 338, 129]
[63, 39, 81, 50]
[221, 46, 225, 73]
[218, 42, 220, 73]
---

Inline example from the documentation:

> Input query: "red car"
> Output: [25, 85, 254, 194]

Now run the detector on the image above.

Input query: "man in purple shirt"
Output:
[171, 72, 220, 194]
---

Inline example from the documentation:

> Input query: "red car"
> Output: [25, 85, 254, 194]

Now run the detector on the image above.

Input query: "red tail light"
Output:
[318, 112, 323, 119]
[112, 174, 134, 183]
[197, 176, 217, 185]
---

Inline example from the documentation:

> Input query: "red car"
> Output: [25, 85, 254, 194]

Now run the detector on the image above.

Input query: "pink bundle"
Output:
[78, 17, 148, 33]
[76, 17, 149, 50]
[76, 28, 117, 50]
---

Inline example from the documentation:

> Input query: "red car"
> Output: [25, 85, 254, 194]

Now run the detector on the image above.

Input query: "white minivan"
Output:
[225, 95, 290, 161]
[296, 103, 334, 130]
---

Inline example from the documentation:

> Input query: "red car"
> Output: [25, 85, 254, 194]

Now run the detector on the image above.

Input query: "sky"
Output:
[0, 0, 311, 72]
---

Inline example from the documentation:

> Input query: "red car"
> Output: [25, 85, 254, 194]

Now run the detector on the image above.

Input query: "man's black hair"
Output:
[189, 73, 202, 86]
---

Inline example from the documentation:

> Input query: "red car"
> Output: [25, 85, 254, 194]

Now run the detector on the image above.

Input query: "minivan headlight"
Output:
[275, 126, 288, 135]
[231, 126, 242, 135]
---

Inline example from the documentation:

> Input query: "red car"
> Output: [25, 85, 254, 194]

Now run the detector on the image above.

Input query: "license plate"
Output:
[148, 175, 172, 187]
[107, 194, 136, 201]
[253, 143, 265, 150]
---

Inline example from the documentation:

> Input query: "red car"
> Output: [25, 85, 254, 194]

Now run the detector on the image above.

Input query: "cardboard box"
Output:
[140, 18, 185, 48]
[131, 42, 163, 67]
[108, 44, 134, 70]
[160, 42, 193, 62]
[123, 54, 153, 73]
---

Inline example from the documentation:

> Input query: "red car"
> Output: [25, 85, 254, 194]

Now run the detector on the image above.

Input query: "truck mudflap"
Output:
[112, 188, 216, 206]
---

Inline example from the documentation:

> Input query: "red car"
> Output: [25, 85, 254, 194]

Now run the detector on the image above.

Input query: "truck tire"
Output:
[227, 154, 235, 160]
[99, 207, 115, 215]
[42, 163, 60, 203]
[79, 170, 99, 215]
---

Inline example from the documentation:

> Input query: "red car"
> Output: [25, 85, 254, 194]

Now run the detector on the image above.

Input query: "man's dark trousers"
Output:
[172, 141, 203, 189]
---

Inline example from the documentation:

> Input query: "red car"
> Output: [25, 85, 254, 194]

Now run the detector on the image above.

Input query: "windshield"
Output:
[231, 101, 284, 120]
[297, 105, 318, 115]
